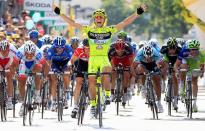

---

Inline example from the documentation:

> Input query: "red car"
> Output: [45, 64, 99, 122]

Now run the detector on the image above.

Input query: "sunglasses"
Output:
[95, 15, 105, 19]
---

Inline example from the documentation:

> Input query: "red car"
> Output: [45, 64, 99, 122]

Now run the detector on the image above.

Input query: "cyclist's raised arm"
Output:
[52, 4, 83, 30]
[115, 4, 147, 30]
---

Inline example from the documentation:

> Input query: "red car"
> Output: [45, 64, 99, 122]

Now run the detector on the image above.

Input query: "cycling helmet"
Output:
[53, 36, 66, 48]
[138, 41, 147, 48]
[148, 38, 159, 47]
[167, 37, 177, 48]
[126, 35, 132, 43]
[70, 36, 80, 46]
[117, 31, 127, 40]
[28, 30, 39, 39]
[92, 9, 107, 18]
[176, 38, 186, 47]
[187, 39, 200, 49]
[131, 42, 138, 52]
[82, 38, 89, 47]
[143, 44, 153, 57]
[43, 34, 52, 45]
[114, 39, 126, 51]
[24, 40, 36, 54]
[0, 40, 10, 50]
[43, 46, 50, 54]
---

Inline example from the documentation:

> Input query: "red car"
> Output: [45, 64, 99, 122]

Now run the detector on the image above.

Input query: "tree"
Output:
[101, 0, 132, 31]
[101, 0, 192, 40]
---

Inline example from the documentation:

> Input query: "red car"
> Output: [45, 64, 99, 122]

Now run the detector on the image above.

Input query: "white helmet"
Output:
[143, 44, 153, 57]
[43, 34, 53, 45]
[0, 40, 10, 50]
[24, 40, 36, 54]
[138, 41, 147, 48]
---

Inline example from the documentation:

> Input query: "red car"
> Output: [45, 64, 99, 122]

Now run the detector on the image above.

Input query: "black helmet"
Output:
[82, 38, 89, 46]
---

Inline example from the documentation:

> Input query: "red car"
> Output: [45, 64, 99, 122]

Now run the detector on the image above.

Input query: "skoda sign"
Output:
[24, 0, 54, 11]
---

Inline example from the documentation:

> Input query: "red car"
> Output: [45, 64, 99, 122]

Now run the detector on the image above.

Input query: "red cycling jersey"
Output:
[73, 46, 89, 61]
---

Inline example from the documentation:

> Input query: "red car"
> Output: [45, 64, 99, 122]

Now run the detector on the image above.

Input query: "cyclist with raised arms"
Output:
[53, 3, 147, 117]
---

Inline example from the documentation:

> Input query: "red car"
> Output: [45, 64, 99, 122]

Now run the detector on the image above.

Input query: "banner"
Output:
[24, 0, 54, 11]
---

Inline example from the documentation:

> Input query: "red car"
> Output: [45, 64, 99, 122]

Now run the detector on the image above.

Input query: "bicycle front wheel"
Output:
[23, 86, 29, 126]
[57, 84, 63, 121]
[97, 86, 103, 128]
[186, 81, 192, 118]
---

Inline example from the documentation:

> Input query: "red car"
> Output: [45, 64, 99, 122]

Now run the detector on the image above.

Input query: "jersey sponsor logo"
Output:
[88, 31, 111, 40]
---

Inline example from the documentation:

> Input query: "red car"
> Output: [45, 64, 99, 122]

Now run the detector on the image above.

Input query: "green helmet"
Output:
[167, 37, 177, 48]
[117, 31, 127, 40]
[92, 9, 107, 18]
[187, 39, 200, 49]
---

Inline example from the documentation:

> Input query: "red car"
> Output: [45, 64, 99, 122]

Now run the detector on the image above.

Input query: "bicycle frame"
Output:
[0, 70, 8, 122]
[113, 64, 130, 114]
[145, 71, 159, 120]
[77, 71, 89, 125]
[180, 68, 201, 119]
[23, 72, 38, 126]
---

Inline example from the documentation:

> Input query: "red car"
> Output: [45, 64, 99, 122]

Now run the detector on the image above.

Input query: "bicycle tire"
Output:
[41, 83, 46, 119]
[28, 86, 34, 126]
[167, 78, 172, 116]
[0, 102, 7, 122]
[77, 91, 85, 125]
[186, 81, 192, 118]
[0, 82, 7, 121]
[13, 79, 17, 118]
[97, 85, 103, 128]
[70, 75, 75, 107]
[149, 81, 158, 119]
[57, 84, 63, 121]
[23, 86, 29, 126]
[116, 75, 122, 115]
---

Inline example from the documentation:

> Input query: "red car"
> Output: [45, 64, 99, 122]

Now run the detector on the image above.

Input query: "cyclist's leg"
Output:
[50, 74, 57, 111]
[122, 70, 131, 104]
[88, 56, 97, 115]
[192, 76, 198, 112]
[17, 60, 28, 101]
[172, 71, 179, 108]
[111, 71, 116, 101]
[130, 66, 136, 95]
[3, 57, 18, 109]
[40, 58, 50, 77]
[32, 63, 42, 103]
[63, 69, 70, 90]
[179, 62, 188, 95]
[136, 63, 146, 98]
[50, 62, 58, 111]
[101, 56, 112, 104]
[17, 60, 28, 116]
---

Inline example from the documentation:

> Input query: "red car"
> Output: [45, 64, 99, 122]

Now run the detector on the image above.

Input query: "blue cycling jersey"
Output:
[46, 45, 73, 61]
[131, 42, 138, 54]
[135, 47, 162, 63]
[36, 39, 44, 49]
[178, 44, 190, 60]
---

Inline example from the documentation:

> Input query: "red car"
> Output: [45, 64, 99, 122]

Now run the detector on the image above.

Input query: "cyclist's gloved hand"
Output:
[136, 4, 147, 15]
[54, 6, 61, 15]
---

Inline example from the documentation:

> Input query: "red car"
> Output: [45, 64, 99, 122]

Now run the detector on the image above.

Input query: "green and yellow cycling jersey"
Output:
[82, 25, 117, 56]
[186, 50, 205, 70]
